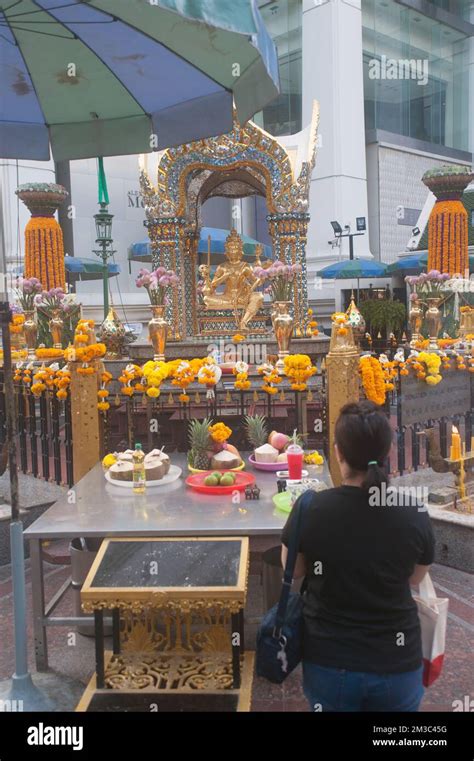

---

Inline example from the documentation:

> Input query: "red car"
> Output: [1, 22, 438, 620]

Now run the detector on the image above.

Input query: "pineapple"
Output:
[244, 415, 268, 451]
[188, 417, 212, 470]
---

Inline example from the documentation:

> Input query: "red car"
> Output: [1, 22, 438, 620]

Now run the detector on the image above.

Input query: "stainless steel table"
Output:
[24, 454, 331, 670]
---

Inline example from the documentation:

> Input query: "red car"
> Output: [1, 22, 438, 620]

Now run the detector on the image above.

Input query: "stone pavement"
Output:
[0, 556, 472, 712]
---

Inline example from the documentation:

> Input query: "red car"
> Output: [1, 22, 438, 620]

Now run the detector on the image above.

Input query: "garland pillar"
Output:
[422, 166, 473, 277]
[16, 183, 68, 290]
[70, 362, 101, 483]
[146, 215, 187, 340]
[268, 213, 309, 334]
[325, 323, 359, 487]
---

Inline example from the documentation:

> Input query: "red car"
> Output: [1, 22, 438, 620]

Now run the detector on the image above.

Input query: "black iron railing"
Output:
[0, 372, 74, 487]
[387, 369, 473, 476]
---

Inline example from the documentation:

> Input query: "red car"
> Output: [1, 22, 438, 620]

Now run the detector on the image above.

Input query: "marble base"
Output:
[127, 336, 330, 362]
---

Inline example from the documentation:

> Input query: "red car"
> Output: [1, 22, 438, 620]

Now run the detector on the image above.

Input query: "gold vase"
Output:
[409, 299, 424, 347]
[459, 307, 474, 341]
[271, 301, 294, 372]
[49, 308, 64, 349]
[148, 305, 168, 361]
[9, 326, 25, 351]
[425, 297, 442, 350]
[24, 310, 38, 359]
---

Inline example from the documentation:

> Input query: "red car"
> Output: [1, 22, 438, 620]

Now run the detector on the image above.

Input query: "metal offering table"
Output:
[24, 453, 332, 671]
[80, 537, 249, 704]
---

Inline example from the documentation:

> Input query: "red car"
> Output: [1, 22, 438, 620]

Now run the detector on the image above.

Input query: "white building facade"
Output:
[1, 0, 473, 318]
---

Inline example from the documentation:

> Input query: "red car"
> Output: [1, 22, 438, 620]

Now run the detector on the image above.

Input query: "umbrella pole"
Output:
[0, 301, 53, 709]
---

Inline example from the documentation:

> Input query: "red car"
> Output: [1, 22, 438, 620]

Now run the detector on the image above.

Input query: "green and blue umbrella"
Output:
[317, 259, 387, 279]
[0, 0, 279, 160]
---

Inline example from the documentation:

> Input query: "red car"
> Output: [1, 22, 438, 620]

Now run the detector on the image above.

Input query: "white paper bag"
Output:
[413, 574, 449, 687]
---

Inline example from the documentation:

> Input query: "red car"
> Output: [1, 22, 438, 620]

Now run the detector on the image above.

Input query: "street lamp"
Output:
[93, 202, 116, 318]
[329, 218, 366, 260]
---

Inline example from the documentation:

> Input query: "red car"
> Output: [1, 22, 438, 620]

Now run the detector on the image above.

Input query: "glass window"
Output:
[362, 0, 470, 151]
[255, 0, 302, 136]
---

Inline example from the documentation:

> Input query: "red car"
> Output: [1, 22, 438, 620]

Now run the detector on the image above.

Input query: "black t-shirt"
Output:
[281, 486, 435, 674]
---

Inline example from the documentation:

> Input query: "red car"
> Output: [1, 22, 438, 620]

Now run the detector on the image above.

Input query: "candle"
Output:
[450, 426, 462, 461]
[471, 436, 474, 455]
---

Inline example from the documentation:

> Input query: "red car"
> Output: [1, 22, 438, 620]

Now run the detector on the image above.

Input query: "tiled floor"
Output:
[0, 556, 472, 712]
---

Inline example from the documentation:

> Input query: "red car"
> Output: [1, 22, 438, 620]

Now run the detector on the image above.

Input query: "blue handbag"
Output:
[256, 490, 312, 684]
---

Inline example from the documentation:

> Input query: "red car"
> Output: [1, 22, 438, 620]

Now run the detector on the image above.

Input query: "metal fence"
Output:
[388, 369, 473, 476]
[0, 372, 74, 487]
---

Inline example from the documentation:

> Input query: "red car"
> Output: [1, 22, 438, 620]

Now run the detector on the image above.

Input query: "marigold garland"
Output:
[359, 356, 386, 406]
[427, 199, 468, 276]
[283, 354, 316, 391]
[209, 422, 232, 444]
[24, 216, 66, 290]
[258, 362, 282, 394]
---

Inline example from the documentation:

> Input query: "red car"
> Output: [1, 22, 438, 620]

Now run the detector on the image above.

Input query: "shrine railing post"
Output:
[325, 322, 360, 487]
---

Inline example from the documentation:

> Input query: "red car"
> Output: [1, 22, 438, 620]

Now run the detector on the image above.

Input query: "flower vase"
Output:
[459, 308, 474, 341]
[409, 299, 424, 347]
[425, 297, 443, 350]
[49, 309, 64, 349]
[23, 310, 38, 359]
[148, 305, 168, 361]
[271, 301, 293, 372]
[9, 325, 25, 352]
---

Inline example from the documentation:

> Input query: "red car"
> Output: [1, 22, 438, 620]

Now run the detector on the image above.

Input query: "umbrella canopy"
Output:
[128, 227, 272, 263]
[386, 252, 474, 275]
[385, 254, 426, 276]
[65, 256, 120, 281]
[317, 259, 387, 279]
[0, 0, 279, 160]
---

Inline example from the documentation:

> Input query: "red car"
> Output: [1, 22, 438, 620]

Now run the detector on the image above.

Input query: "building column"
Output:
[469, 4, 474, 156]
[302, 0, 372, 279]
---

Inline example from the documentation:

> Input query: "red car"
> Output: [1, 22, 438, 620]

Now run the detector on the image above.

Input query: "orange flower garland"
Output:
[258, 363, 281, 395]
[427, 200, 468, 276]
[24, 217, 66, 290]
[359, 356, 386, 406]
[283, 354, 317, 391]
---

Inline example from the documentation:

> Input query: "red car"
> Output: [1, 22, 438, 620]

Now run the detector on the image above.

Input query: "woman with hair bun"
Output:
[281, 400, 434, 712]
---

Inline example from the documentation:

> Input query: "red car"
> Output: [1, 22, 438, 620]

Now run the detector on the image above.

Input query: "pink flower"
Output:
[409, 292, 419, 302]
[158, 275, 171, 286]
[427, 269, 441, 279]
[155, 267, 167, 277]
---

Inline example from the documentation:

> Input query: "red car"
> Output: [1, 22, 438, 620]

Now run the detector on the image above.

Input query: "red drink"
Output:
[286, 444, 303, 480]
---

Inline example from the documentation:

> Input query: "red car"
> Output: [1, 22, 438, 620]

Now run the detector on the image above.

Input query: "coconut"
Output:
[255, 443, 279, 463]
[210, 449, 242, 470]
[277, 452, 288, 463]
[144, 449, 170, 476]
[159, 452, 171, 475]
[144, 458, 166, 481]
[108, 460, 134, 481]
[117, 449, 135, 462]
[144, 449, 162, 462]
